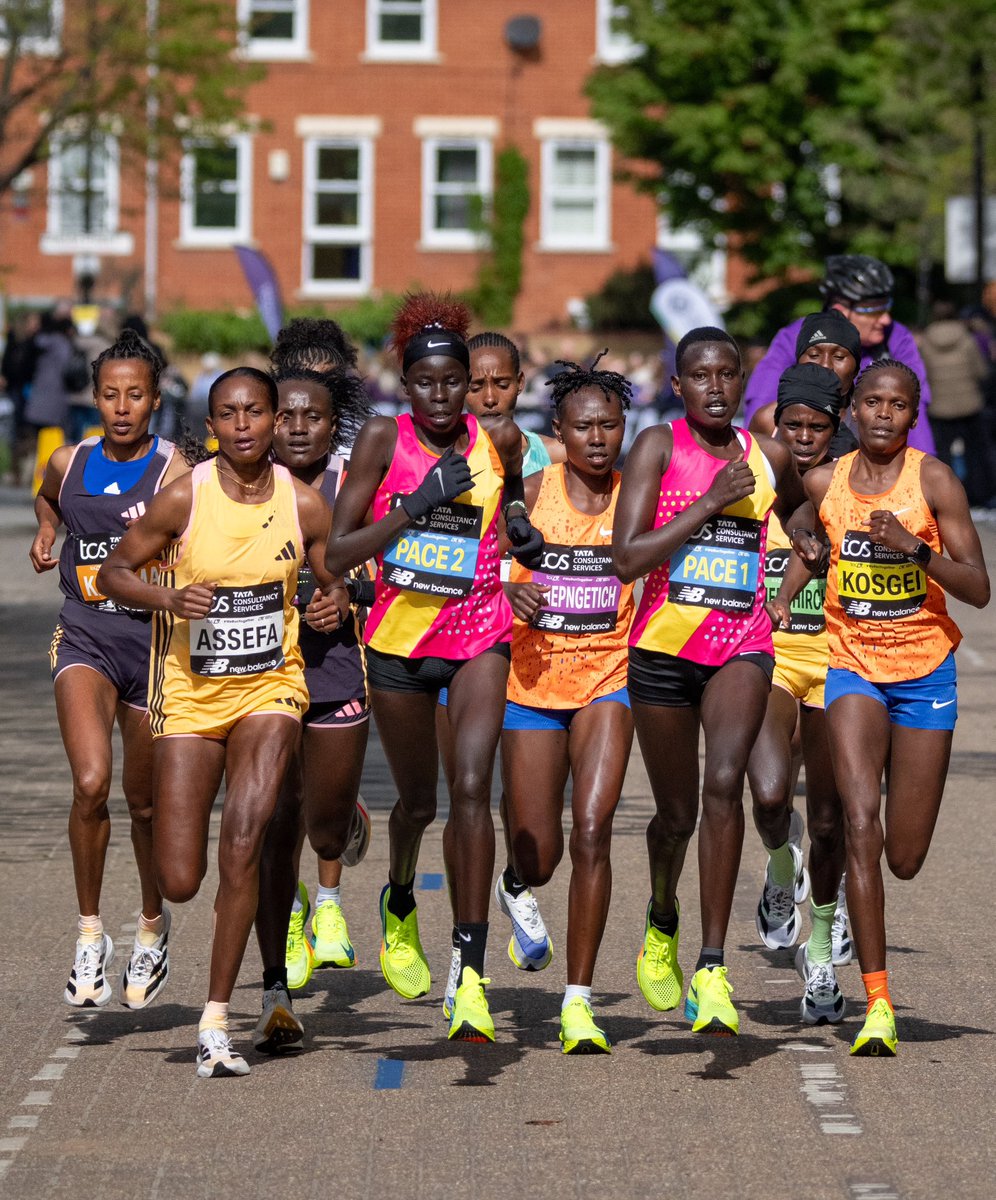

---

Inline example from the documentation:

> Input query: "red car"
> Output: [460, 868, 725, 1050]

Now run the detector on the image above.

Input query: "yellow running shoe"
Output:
[684, 965, 739, 1036]
[559, 998, 611, 1055]
[849, 999, 898, 1057]
[312, 900, 355, 968]
[286, 882, 315, 991]
[447, 968, 495, 1043]
[379, 884, 430, 999]
[636, 901, 683, 1011]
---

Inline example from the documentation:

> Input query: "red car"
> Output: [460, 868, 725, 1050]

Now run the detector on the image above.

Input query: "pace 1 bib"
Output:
[189, 582, 285, 676]
[836, 530, 926, 621]
[668, 514, 761, 614]
[381, 495, 482, 598]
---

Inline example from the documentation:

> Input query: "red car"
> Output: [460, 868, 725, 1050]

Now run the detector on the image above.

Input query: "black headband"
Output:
[775, 364, 843, 430]
[402, 328, 470, 374]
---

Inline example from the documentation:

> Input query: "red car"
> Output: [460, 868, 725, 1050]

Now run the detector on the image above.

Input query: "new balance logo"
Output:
[274, 540, 296, 561]
[120, 502, 146, 521]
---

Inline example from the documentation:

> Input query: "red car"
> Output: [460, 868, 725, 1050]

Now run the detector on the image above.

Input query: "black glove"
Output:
[400, 447, 473, 521]
[507, 515, 544, 569]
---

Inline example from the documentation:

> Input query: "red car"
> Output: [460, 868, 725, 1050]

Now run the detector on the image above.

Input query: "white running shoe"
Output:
[339, 798, 371, 869]
[65, 933, 114, 1007]
[795, 944, 846, 1025]
[788, 813, 811, 904]
[253, 984, 304, 1055]
[832, 875, 853, 966]
[442, 946, 461, 1021]
[120, 908, 171, 1010]
[755, 844, 803, 949]
[494, 873, 552, 971]
[196, 1027, 250, 1078]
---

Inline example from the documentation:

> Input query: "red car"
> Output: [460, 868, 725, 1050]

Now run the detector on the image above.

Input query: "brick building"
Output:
[0, 1, 730, 330]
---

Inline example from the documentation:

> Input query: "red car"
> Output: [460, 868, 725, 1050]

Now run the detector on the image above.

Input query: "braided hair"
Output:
[271, 317, 359, 372]
[546, 350, 633, 417]
[852, 358, 921, 409]
[271, 364, 375, 451]
[91, 328, 165, 392]
[467, 331, 520, 375]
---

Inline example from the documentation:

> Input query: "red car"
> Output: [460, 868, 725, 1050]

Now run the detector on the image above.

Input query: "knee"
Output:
[885, 846, 926, 881]
[218, 830, 260, 881]
[450, 766, 492, 808]
[807, 810, 843, 851]
[751, 786, 787, 826]
[650, 809, 696, 845]
[393, 789, 437, 829]
[71, 767, 111, 814]
[843, 813, 882, 860]
[158, 862, 203, 903]
[570, 819, 611, 866]
[704, 761, 744, 802]
[127, 800, 154, 828]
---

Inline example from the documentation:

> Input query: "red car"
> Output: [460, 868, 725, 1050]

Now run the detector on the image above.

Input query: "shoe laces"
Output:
[74, 939, 105, 980]
[127, 945, 161, 983]
[762, 876, 796, 922]
[806, 962, 839, 1004]
[445, 949, 461, 1001]
[262, 984, 290, 1012]
[831, 907, 849, 941]
[701, 965, 733, 999]
[199, 1027, 235, 1058]
[507, 887, 546, 941]
[645, 925, 674, 972]
[315, 901, 347, 940]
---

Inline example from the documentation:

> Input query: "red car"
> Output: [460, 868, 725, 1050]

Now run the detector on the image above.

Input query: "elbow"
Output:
[95, 565, 113, 600]
[612, 549, 639, 584]
[325, 537, 351, 578]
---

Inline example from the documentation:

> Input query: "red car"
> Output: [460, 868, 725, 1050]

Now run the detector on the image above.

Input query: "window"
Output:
[42, 132, 131, 253]
[180, 137, 252, 246]
[540, 139, 611, 250]
[303, 138, 373, 297]
[595, 0, 640, 64]
[421, 139, 492, 250]
[0, 0, 62, 54]
[366, 0, 437, 61]
[239, 0, 308, 58]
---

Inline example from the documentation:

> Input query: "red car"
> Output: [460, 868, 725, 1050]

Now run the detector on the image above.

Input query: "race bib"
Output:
[190, 582, 285, 676]
[668, 514, 761, 614]
[837, 531, 926, 621]
[73, 532, 160, 612]
[764, 548, 826, 635]
[382, 496, 482, 598]
[530, 543, 622, 635]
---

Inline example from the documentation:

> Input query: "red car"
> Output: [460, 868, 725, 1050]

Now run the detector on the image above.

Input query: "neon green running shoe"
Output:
[559, 998, 611, 1055]
[286, 882, 314, 991]
[636, 901, 682, 1011]
[850, 999, 898, 1057]
[447, 968, 495, 1043]
[312, 899, 355, 968]
[378, 884, 430, 999]
[684, 965, 739, 1036]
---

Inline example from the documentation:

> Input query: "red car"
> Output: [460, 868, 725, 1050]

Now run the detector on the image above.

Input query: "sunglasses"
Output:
[848, 300, 893, 315]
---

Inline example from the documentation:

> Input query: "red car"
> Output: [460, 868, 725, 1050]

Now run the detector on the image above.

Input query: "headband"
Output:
[795, 311, 861, 367]
[402, 327, 470, 374]
[775, 364, 843, 430]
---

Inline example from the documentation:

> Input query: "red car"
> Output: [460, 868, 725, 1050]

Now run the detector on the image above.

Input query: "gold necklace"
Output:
[216, 461, 273, 494]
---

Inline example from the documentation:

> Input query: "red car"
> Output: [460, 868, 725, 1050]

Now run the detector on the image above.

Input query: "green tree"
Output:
[0, 0, 261, 197]
[586, 0, 996, 283]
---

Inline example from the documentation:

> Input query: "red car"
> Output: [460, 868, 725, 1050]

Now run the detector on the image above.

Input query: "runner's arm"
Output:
[29, 444, 73, 572]
[296, 484, 350, 626]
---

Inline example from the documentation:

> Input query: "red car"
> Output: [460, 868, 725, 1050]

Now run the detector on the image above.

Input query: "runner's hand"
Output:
[865, 509, 918, 556]
[168, 582, 217, 619]
[29, 528, 58, 572]
[507, 515, 545, 568]
[790, 528, 828, 572]
[507, 582, 549, 623]
[400, 447, 473, 521]
[703, 458, 755, 511]
[765, 597, 791, 632]
[305, 585, 348, 632]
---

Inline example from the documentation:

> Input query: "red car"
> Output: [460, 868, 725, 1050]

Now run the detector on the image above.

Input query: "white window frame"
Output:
[238, 0, 309, 60]
[301, 136, 373, 299]
[365, 0, 437, 62]
[420, 137, 492, 251]
[41, 131, 133, 255]
[539, 137, 611, 252]
[595, 0, 640, 64]
[179, 135, 253, 247]
[0, 0, 62, 55]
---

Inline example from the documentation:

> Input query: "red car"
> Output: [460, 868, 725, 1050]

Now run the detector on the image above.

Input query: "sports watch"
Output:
[910, 540, 932, 568]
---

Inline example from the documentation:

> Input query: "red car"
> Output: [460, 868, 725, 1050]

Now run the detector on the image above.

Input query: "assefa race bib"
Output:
[382, 495, 482, 598]
[836, 530, 926, 621]
[189, 582, 285, 677]
[668, 514, 761, 614]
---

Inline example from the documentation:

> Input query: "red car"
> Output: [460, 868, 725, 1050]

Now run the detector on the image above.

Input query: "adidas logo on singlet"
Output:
[120, 502, 146, 522]
[104, 481, 121, 495]
[274, 540, 296, 561]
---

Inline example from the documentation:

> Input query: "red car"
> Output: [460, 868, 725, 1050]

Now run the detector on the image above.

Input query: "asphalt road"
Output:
[1, 486, 994, 1200]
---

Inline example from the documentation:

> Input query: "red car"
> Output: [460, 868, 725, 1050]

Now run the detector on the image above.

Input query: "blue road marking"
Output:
[417, 872, 444, 890]
[374, 1059, 405, 1090]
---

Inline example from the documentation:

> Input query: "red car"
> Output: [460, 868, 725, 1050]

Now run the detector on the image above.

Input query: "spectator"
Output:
[1, 311, 41, 483]
[24, 311, 74, 442]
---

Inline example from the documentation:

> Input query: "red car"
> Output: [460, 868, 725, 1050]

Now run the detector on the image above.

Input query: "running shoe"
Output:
[253, 984, 304, 1055]
[442, 946, 461, 1021]
[339, 799, 371, 869]
[494, 873, 552, 971]
[849, 999, 898, 1058]
[120, 908, 171, 1010]
[64, 933, 114, 1008]
[196, 1027, 251, 1078]
[559, 998, 611, 1055]
[755, 844, 804, 949]
[636, 901, 682, 1011]
[684, 966, 739, 1036]
[788, 807, 805, 852]
[795, 943, 846, 1025]
[832, 876, 853, 966]
[379, 884, 430, 999]
[286, 882, 315, 991]
[447, 968, 495, 1043]
[312, 899, 355, 968]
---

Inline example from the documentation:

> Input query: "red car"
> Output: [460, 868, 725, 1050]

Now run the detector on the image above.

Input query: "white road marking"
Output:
[31, 1063, 67, 1081]
[7, 1117, 38, 1130]
[21, 1092, 52, 1106]
[960, 646, 984, 667]
[0, 1138, 28, 1153]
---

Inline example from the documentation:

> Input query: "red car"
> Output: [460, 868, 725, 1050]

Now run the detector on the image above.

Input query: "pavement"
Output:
[2, 484, 995, 1200]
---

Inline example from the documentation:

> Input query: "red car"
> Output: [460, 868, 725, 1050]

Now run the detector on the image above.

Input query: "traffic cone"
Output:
[33, 426, 65, 495]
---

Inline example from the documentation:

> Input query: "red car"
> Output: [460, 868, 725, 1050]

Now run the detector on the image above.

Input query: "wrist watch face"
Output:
[914, 540, 931, 566]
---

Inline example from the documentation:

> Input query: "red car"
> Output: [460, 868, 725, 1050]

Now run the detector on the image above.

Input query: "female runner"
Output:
[747, 364, 848, 1024]
[499, 355, 634, 1054]
[772, 360, 989, 1055]
[98, 368, 342, 1077]
[30, 329, 189, 1011]
[326, 293, 543, 1044]
[253, 365, 374, 1054]
[613, 327, 809, 1038]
